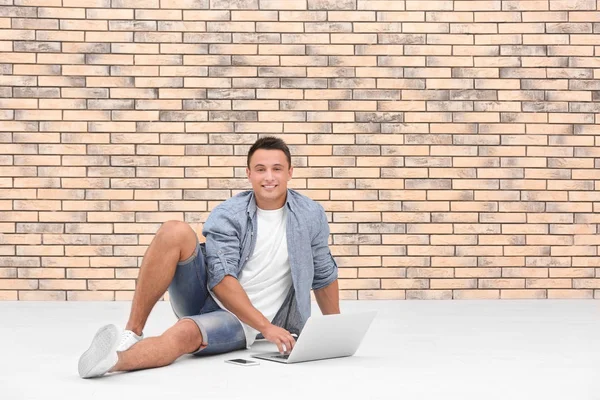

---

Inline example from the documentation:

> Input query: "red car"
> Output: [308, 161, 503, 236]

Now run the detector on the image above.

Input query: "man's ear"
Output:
[246, 167, 250, 181]
[288, 166, 294, 180]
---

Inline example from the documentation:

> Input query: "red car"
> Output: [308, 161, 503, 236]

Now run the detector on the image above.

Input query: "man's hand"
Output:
[261, 324, 296, 354]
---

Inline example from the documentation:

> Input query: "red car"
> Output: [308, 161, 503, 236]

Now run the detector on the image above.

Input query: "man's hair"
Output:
[247, 136, 292, 168]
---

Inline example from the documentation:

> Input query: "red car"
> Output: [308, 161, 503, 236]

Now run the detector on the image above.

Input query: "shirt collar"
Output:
[247, 189, 294, 218]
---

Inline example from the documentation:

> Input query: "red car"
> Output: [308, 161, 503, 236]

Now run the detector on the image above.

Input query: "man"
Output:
[78, 136, 340, 378]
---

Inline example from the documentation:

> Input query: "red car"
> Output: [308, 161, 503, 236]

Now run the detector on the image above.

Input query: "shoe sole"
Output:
[78, 324, 119, 378]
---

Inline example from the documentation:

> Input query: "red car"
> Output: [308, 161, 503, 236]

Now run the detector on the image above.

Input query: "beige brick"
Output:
[406, 245, 454, 256]
[41, 257, 89, 268]
[58, 19, 107, 31]
[114, 268, 140, 279]
[19, 291, 66, 301]
[12, 16, 57, 29]
[430, 279, 477, 289]
[497, 24, 543, 36]
[550, 0, 596, 10]
[230, 10, 276, 21]
[86, 54, 133, 65]
[67, 291, 115, 301]
[0, 53, 36, 64]
[0, 290, 18, 300]
[405, 290, 451, 299]
[115, 291, 135, 300]
[548, 289, 593, 299]
[549, 268, 594, 278]
[178, 8, 226, 19]
[522, 34, 569, 45]
[569, 11, 600, 21]
[65, 268, 114, 279]
[500, 289, 547, 299]
[0, 278, 38, 290]
[60, 0, 108, 5]
[526, 278, 572, 289]
[502, 268, 549, 278]
[270, 10, 323, 22]
[382, 234, 428, 245]
[84, 8, 130, 19]
[358, 290, 405, 300]
[453, 290, 499, 299]
[0, 99, 38, 110]
[550, 246, 597, 257]
[573, 276, 600, 289]
[0, 121, 39, 135]
[454, 268, 500, 278]
[479, 278, 525, 289]
[455, 245, 504, 256]
[381, 278, 428, 289]
[36, 6, 82, 17]
[355, 0, 404, 10]
[404, 0, 451, 10]
[13, 64, 61, 76]
[18, 267, 65, 279]
[88, 280, 134, 290]
[14, 178, 60, 189]
[406, 268, 453, 278]
[338, 278, 380, 290]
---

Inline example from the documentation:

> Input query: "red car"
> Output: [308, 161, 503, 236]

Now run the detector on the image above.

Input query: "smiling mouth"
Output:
[262, 184, 277, 189]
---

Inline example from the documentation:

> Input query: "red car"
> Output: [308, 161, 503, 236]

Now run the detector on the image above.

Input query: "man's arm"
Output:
[311, 206, 340, 311]
[212, 276, 270, 332]
[213, 276, 296, 354]
[314, 279, 340, 315]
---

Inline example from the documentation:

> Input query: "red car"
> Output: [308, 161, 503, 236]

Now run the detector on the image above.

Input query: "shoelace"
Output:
[118, 330, 139, 348]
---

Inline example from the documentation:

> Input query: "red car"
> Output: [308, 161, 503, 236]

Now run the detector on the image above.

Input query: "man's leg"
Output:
[125, 220, 198, 336]
[111, 319, 202, 372]
[79, 308, 245, 378]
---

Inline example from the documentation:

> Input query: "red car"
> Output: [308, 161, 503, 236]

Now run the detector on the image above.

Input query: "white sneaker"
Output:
[117, 329, 143, 352]
[78, 324, 120, 379]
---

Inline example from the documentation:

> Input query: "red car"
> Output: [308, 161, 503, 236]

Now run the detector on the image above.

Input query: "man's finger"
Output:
[284, 338, 293, 354]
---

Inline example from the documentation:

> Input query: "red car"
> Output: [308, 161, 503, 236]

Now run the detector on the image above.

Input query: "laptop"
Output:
[252, 311, 376, 364]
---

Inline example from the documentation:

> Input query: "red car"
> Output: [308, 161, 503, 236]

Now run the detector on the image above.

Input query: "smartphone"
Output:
[225, 358, 260, 366]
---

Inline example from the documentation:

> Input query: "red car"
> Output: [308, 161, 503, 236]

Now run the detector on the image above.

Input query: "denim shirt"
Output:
[201, 189, 338, 332]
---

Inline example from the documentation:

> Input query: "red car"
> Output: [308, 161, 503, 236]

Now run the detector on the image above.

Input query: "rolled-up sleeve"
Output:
[311, 206, 338, 290]
[202, 206, 241, 290]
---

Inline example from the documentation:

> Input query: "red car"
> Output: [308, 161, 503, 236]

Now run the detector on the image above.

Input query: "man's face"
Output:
[246, 149, 293, 209]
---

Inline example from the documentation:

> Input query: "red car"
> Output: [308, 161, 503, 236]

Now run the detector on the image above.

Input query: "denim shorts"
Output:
[167, 241, 246, 356]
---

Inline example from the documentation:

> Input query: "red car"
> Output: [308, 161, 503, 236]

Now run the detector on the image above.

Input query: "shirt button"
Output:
[245, 257, 249, 260]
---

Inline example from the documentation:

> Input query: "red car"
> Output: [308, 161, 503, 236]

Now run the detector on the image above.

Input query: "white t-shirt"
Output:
[210, 205, 293, 348]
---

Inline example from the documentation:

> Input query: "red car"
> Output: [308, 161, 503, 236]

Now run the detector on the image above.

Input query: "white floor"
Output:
[0, 300, 599, 400]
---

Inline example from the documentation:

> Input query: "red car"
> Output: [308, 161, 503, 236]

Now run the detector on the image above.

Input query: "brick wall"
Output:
[1, 0, 600, 301]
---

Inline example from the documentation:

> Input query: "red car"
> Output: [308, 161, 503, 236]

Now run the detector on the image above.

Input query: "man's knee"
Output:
[158, 220, 192, 239]
[168, 319, 204, 354]
[156, 220, 197, 261]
